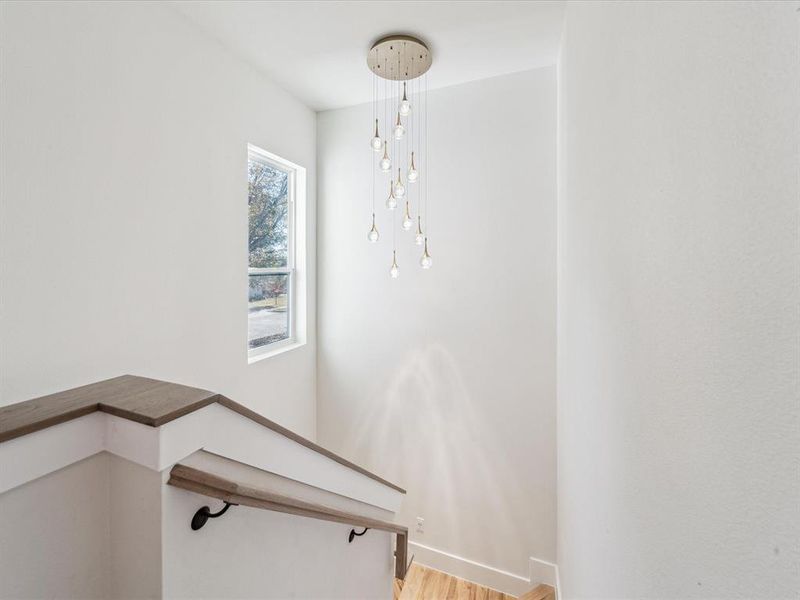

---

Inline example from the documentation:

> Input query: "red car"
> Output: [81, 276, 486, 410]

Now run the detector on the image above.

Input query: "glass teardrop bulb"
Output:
[389, 253, 399, 279]
[399, 83, 411, 116]
[402, 204, 413, 231]
[407, 152, 418, 183]
[393, 169, 405, 199]
[386, 182, 397, 210]
[415, 216, 424, 245]
[420, 239, 432, 269]
[367, 214, 379, 242]
[370, 119, 382, 151]
[393, 113, 405, 140]
[379, 142, 391, 171]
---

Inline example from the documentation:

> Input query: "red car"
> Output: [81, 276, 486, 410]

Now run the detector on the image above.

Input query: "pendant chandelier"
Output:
[366, 35, 433, 277]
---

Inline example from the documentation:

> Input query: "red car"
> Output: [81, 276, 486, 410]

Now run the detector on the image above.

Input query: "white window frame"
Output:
[247, 144, 307, 363]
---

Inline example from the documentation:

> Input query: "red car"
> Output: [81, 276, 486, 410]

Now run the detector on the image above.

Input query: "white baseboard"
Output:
[529, 555, 559, 589]
[408, 541, 532, 597]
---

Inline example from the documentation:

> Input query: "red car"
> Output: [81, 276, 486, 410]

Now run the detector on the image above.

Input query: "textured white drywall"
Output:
[0, 0, 317, 438]
[0, 454, 111, 599]
[0, 447, 392, 599]
[161, 479, 394, 599]
[109, 455, 163, 599]
[557, 1, 800, 597]
[316, 69, 557, 588]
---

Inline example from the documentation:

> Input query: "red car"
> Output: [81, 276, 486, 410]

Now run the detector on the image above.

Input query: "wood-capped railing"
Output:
[1, 375, 410, 583]
[0, 375, 404, 494]
[168, 463, 410, 580]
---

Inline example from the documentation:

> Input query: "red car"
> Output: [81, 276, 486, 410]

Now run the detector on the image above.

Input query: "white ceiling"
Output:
[168, 1, 565, 112]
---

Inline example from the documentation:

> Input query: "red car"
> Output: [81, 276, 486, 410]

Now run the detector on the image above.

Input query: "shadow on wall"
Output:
[338, 342, 532, 571]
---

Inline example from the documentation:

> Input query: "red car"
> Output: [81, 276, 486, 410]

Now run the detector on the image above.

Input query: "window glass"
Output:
[249, 161, 289, 269]
[248, 273, 289, 348]
[248, 148, 294, 355]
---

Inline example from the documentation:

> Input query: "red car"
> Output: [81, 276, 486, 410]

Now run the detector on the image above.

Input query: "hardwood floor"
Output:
[394, 564, 516, 600]
[519, 584, 556, 600]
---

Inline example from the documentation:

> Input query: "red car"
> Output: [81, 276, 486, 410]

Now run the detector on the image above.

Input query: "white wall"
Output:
[316, 69, 557, 591]
[0, 454, 111, 599]
[109, 455, 163, 599]
[0, 453, 162, 599]
[557, 1, 800, 598]
[0, 449, 393, 599]
[162, 481, 394, 599]
[0, 1, 317, 437]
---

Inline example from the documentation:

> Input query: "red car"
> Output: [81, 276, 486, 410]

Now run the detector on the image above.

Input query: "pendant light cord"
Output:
[425, 71, 428, 239]
[374, 69, 377, 213]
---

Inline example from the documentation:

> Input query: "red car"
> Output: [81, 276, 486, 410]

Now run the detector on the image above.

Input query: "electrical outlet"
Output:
[416, 517, 425, 533]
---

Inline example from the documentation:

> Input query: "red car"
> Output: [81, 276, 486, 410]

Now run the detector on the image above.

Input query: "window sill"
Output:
[248, 339, 305, 364]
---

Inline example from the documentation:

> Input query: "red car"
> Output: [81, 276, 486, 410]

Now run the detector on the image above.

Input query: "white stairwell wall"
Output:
[161, 461, 394, 599]
[0, 451, 396, 599]
[557, 1, 800, 597]
[0, 455, 115, 599]
[316, 68, 558, 596]
[0, 0, 318, 438]
[0, 453, 164, 599]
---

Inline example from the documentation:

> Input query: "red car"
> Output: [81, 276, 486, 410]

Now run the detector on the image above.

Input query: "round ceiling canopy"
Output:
[367, 35, 432, 81]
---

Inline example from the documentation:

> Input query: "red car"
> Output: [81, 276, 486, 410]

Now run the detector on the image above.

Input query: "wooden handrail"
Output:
[168, 463, 410, 580]
[0, 375, 405, 494]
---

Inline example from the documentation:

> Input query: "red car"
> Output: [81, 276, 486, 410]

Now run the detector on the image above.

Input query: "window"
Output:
[247, 144, 305, 360]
